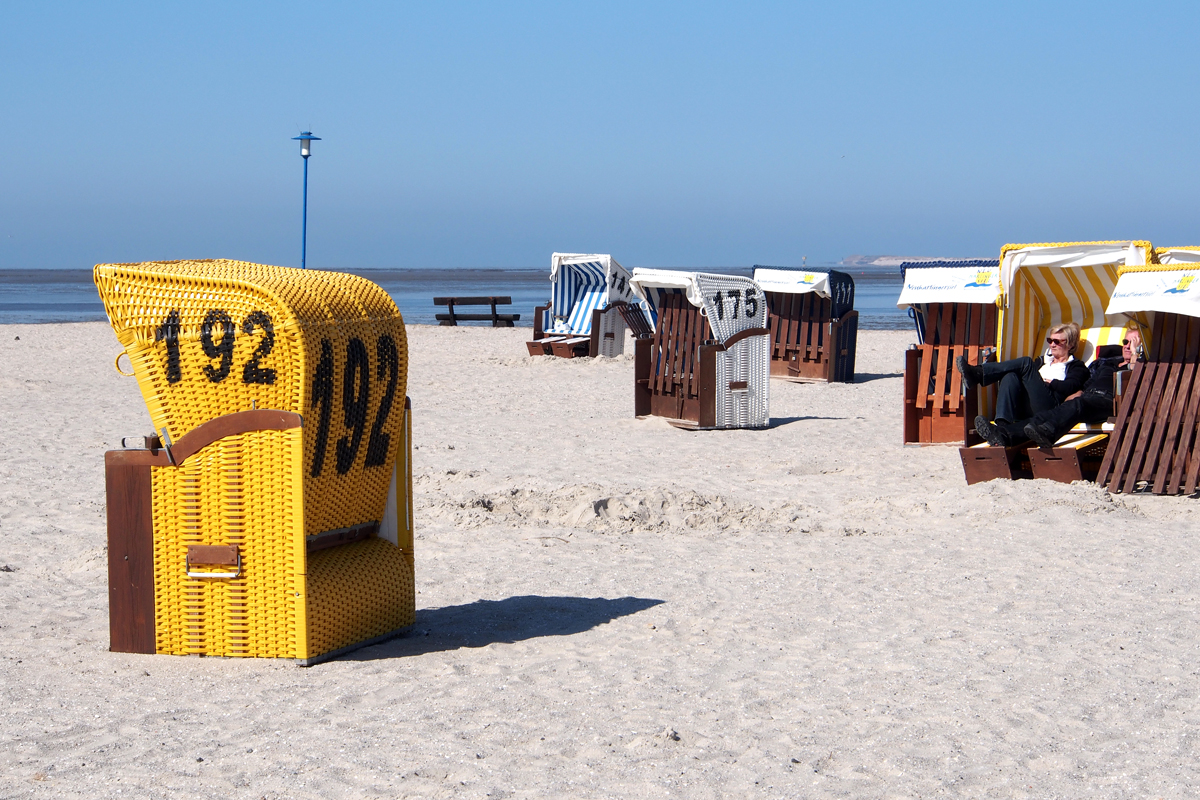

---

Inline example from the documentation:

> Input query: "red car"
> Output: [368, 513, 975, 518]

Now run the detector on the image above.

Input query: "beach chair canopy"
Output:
[896, 260, 1001, 310]
[547, 253, 638, 335]
[998, 241, 1152, 363]
[894, 260, 1000, 346]
[629, 269, 767, 344]
[753, 267, 855, 320]
[1107, 249, 1200, 327]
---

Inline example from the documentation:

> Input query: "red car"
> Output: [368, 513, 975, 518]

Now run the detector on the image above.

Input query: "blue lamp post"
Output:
[292, 131, 321, 269]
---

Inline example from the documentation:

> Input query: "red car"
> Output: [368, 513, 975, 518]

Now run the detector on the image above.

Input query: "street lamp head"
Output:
[293, 131, 321, 159]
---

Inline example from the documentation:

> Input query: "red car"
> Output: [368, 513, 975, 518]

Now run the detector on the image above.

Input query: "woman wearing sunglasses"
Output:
[955, 322, 1089, 430]
[972, 330, 1143, 448]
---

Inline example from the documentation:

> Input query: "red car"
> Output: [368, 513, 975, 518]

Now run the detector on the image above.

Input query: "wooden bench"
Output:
[434, 296, 520, 327]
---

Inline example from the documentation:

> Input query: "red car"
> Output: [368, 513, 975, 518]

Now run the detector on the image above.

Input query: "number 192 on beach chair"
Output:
[628, 270, 770, 430]
[96, 260, 415, 665]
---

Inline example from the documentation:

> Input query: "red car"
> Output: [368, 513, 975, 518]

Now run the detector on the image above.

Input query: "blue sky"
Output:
[2, 1, 1197, 269]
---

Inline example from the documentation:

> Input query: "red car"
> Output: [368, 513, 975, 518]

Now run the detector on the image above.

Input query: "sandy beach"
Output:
[1, 321, 1198, 799]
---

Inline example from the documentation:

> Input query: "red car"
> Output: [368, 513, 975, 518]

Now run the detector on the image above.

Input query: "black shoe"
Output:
[975, 415, 1010, 447]
[1025, 422, 1057, 453]
[956, 355, 982, 393]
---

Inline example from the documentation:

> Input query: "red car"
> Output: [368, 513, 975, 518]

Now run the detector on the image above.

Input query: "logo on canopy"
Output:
[964, 271, 993, 288]
[800, 273, 815, 284]
[1165, 275, 1195, 294]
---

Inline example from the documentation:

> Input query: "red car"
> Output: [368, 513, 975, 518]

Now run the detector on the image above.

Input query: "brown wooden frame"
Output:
[763, 271, 858, 383]
[904, 302, 997, 445]
[631, 293, 768, 428]
[1097, 312, 1200, 494]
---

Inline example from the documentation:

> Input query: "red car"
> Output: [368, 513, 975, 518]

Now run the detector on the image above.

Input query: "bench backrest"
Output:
[433, 296, 512, 306]
[1074, 325, 1127, 365]
[554, 283, 609, 335]
[765, 290, 833, 365]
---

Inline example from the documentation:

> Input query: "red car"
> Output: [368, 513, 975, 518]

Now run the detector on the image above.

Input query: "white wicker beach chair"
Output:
[527, 253, 645, 358]
[629, 269, 770, 430]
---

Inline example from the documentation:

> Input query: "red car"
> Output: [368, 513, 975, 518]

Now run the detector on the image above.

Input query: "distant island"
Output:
[841, 255, 992, 267]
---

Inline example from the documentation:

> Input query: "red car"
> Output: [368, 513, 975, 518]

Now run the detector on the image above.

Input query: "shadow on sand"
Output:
[767, 416, 846, 428]
[852, 372, 902, 384]
[343, 595, 665, 660]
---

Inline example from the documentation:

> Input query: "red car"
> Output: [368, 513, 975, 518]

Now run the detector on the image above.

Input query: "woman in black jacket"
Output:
[956, 322, 1089, 426]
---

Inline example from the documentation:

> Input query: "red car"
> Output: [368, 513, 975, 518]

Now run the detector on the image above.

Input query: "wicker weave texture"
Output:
[695, 273, 770, 428]
[714, 338, 771, 428]
[151, 428, 305, 657]
[597, 308, 626, 357]
[306, 539, 415, 657]
[95, 259, 408, 540]
[99, 260, 416, 661]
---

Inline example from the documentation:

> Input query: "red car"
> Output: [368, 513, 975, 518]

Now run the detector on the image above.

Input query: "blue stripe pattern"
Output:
[550, 260, 608, 335]
[640, 287, 683, 327]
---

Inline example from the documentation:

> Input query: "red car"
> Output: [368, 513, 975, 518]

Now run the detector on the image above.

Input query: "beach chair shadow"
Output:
[340, 595, 665, 659]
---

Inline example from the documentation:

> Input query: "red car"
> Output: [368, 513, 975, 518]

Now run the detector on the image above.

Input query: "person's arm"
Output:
[1049, 359, 1090, 398]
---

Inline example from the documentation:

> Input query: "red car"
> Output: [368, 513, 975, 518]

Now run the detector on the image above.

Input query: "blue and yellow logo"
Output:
[1165, 275, 1195, 294]
[964, 270, 993, 288]
[800, 273, 815, 284]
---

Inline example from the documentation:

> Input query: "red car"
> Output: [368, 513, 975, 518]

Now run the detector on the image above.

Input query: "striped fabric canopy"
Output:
[547, 253, 637, 335]
[997, 241, 1152, 361]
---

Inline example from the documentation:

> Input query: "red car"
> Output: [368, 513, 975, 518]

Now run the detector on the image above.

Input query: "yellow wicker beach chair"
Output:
[958, 240, 1154, 484]
[97, 259, 414, 664]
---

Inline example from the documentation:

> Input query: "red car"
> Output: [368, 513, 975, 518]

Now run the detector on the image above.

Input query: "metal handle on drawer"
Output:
[185, 545, 241, 579]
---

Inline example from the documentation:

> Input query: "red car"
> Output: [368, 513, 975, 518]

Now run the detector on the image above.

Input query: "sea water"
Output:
[0, 267, 911, 330]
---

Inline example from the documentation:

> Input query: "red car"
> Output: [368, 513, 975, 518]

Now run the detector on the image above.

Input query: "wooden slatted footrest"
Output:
[549, 336, 591, 358]
[1028, 433, 1109, 483]
[527, 336, 569, 356]
[959, 443, 1033, 485]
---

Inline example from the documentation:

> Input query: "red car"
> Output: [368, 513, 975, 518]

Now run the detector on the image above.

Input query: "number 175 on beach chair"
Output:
[96, 260, 415, 665]
[628, 269, 770, 430]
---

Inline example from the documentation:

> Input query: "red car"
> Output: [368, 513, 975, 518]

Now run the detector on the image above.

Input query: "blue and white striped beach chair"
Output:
[528, 254, 648, 358]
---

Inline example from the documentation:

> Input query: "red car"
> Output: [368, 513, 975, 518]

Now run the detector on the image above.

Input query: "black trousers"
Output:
[978, 356, 1056, 423]
[996, 391, 1112, 444]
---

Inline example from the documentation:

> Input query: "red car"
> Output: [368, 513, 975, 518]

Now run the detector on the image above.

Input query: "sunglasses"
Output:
[1046, 337, 1069, 347]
